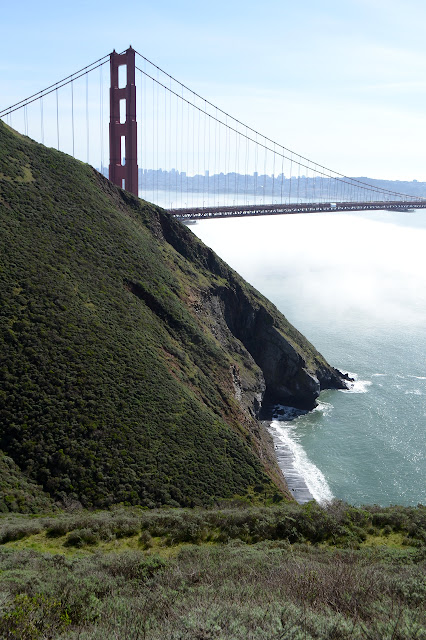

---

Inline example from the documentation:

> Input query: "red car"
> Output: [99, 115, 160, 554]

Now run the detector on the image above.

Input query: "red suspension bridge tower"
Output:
[109, 47, 138, 196]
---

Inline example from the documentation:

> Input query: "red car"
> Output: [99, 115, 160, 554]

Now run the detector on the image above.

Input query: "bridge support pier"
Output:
[109, 47, 138, 196]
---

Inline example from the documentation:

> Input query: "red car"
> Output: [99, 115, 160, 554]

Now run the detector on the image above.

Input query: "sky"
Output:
[2, 0, 426, 180]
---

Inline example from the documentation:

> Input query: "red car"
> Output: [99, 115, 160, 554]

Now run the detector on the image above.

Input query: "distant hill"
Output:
[351, 177, 426, 198]
[0, 122, 346, 510]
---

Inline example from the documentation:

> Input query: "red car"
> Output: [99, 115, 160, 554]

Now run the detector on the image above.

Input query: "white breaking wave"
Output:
[341, 371, 372, 394]
[314, 401, 334, 417]
[271, 419, 334, 505]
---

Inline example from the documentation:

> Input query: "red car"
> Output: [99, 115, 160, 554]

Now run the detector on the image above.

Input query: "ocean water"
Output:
[191, 208, 426, 506]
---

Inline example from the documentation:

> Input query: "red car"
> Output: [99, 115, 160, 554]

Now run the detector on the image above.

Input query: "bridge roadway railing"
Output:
[168, 200, 426, 220]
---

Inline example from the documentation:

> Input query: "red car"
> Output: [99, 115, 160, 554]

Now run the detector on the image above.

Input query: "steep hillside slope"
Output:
[0, 122, 347, 508]
[0, 452, 52, 513]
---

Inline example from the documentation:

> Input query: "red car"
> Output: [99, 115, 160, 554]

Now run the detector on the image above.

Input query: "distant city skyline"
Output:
[100, 165, 426, 190]
[97, 166, 426, 208]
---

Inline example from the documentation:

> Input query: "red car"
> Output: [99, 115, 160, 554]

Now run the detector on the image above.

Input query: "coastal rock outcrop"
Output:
[206, 283, 348, 415]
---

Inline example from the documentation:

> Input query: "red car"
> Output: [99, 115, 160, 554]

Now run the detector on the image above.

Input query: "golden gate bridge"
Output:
[1, 46, 425, 218]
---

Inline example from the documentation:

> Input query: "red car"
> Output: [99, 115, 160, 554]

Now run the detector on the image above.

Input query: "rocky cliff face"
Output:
[156, 211, 349, 419]
[203, 284, 348, 417]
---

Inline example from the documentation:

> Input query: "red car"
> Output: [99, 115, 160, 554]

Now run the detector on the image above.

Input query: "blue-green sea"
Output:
[192, 209, 426, 506]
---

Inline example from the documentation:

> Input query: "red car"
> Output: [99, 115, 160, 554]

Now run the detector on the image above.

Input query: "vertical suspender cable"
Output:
[263, 138, 267, 205]
[203, 100, 207, 208]
[143, 62, 147, 196]
[40, 97, 44, 145]
[226, 120, 229, 203]
[246, 132, 250, 205]
[56, 88, 60, 150]
[152, 78, 155, 202]
[100, 65, 104, 175]
[185, 87, 188, 206]
[244, 129, 248, 205]
[187, 92, 190, 207]
[272, 144, 275, 203]
[254, 133, 258, 205]
[164, 84, 167, 205]
[297, 161, 301, 202]
[216, 108, 219, 206]
[207, 101, 210, 206]
[189, 91, 193, 206]
[86, 73, 90, 164]
[71, 81, 75, 157]
[169, 77, 172, 206]
[235, 126, 239, 204]
[224, 116, 228, 201]
[197, 99, 201, 205]
[230, 121, 234, 202]
[139, 69, 143, 194]
[213, 102, 217, 206]
[304, 164, 309, 202]
[175, 85, 179, 207]
[156, 71, 159, 204]
[180, 87, 184, 207]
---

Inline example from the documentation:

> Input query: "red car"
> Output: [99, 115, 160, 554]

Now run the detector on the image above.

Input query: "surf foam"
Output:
[341, 371, 372, 394]
[270, 413, 334, 505]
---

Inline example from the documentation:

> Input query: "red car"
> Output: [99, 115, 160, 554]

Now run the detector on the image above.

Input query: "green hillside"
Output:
[0, 121, 345, 509]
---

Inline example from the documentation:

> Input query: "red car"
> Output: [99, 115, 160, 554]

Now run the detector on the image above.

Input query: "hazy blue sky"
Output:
[2, 0, 426, 180]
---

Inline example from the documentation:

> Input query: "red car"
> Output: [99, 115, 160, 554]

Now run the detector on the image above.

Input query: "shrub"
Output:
[101, 552, 166, 581]
[138, 530, 153, 549]
[0, 523, 41, 544]
[0, 593, 70, 639]
[65, 528, 99, 547]
[45, 520, 70, 538]
[111, 516, 140, 539]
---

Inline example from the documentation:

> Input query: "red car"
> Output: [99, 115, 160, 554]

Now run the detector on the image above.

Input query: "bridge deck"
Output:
[168, 200, 426, 220]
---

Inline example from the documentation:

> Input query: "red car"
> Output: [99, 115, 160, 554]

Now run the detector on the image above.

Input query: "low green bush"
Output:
[0, 522, 41, 543]
[65, 528, 99, 548]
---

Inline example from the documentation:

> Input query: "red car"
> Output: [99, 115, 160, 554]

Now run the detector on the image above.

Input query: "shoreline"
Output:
[266, 373, 354, 504]
[264, 414, 315, 504]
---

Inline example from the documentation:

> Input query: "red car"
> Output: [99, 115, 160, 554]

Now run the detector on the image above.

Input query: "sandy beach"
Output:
[266, 418, 314, 504]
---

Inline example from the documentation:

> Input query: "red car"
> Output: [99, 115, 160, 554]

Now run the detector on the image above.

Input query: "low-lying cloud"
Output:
[193, 211, 426, 331]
